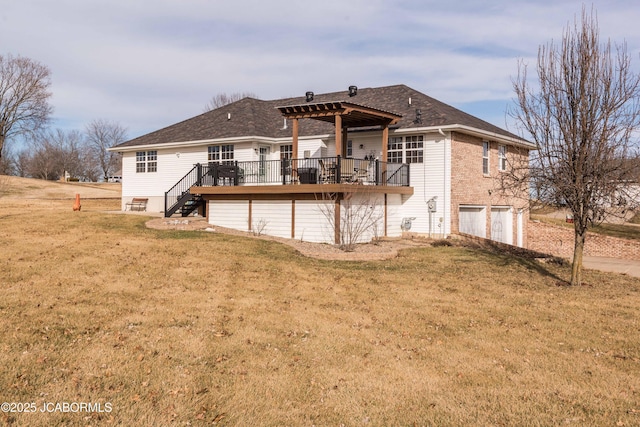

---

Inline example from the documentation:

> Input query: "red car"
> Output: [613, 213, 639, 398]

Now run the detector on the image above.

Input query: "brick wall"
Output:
[450, 132, 530, 246]
[528, 220, 640, 261]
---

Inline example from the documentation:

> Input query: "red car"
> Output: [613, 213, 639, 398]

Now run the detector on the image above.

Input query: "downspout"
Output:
[439, 128, 447, 238]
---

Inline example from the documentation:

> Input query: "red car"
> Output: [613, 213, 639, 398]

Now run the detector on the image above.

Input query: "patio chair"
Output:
[319, 159, 335, 183]
[340, 158, 356, 182]
[355, 162, 369, 183]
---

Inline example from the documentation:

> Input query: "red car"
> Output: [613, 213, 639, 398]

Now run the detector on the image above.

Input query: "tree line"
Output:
[0, 54, 125, 181]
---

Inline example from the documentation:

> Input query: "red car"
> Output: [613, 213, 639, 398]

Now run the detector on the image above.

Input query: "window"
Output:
[387, 137, 403, 163]
[405, 135, 424, 164]
[208, 145, 234, 164]
[498, 144, 507, 171]
[387, 135, 424, 164]
[482, 141, 490, 175]
[136, 150, 157, 173]
[347, 140, 353, 157]
[280, 144, 293, 160]
[136, 151, 145, 173]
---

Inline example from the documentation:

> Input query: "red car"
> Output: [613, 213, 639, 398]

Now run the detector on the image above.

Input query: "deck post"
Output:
[335, 115, 342, 158]
[334, 194, 341, 245]
[292, 118, 299, 183]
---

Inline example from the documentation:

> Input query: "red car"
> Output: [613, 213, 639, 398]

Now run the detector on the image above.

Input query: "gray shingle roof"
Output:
[115, 84, 523, 148]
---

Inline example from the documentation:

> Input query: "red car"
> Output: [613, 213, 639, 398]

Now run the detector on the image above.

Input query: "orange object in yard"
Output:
[73, 194, 81, 211]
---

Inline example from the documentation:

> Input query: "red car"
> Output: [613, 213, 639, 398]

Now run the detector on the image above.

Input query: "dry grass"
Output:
[1, 177, 640, 426]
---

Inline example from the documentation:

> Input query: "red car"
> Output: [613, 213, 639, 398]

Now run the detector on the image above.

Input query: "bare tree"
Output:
[203, 92, 258, 112]
[509, 7, 640, 286]
[0, 54, 53, 159]
[85, 119, 126, 181]
[23, 129, 91, 181]
[0, 144, 16, 175]
[316, 190, 384, 251]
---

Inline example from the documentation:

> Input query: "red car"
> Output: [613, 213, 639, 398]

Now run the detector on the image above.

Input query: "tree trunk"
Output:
[571, 228, 586, 286]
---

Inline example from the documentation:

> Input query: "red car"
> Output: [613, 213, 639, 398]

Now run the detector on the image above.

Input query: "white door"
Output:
[517, 209, 523, 247]
[459, 206, 486, 238]
[491, 207, 513, 245]
[259, 146, 270, 181]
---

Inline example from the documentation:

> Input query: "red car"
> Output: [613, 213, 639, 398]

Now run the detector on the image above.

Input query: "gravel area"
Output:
[145, 216, 432, 261]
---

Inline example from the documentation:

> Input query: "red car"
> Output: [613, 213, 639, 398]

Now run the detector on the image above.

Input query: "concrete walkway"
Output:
[583, 256, 640, 278]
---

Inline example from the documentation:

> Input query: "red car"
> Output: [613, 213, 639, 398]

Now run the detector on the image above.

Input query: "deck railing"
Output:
[198, 156, 410, 187]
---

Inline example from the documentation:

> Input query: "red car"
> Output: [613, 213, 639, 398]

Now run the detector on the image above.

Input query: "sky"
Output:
[1, 0, 639, 144]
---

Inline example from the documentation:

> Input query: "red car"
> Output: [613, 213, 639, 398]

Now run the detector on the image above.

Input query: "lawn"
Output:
[1, 192, 639, 425]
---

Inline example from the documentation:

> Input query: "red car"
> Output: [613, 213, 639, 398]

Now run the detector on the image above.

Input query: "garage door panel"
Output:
[459, 206, 486, 238]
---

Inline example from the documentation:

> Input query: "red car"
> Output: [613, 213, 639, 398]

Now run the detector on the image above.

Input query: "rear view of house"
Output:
[111, 84, 533, 246]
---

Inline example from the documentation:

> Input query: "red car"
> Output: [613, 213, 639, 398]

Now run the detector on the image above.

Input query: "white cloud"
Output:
[1, 0, 638, 139]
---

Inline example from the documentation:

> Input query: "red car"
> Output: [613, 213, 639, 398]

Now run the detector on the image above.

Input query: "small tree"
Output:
[509, 7, 640, 285]
[203, 92, 258, 112]
[85, 119, 126, 181]
[317, 190, 384, 252]
[0, 54, 53, 159]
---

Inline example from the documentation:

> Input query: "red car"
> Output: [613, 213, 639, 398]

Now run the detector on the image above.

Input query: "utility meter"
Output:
[427, 199, 437, 213]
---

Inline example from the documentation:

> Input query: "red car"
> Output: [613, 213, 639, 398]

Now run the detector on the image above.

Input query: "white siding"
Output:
[393, 135, 451, 237]
[298, 138, 327, 159]
[294, 200, 334, 243]
[121, 141, 264, 212]
[342, 193, 386, 243]
[122, 146, 209, 212]
[209, 200, 249, 231]
[459, 206, 486, 238]
[252, 201, 291, 238]
[386, 194, 403, 238]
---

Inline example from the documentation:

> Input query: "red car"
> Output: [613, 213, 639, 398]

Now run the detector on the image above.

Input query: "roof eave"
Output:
[394, 124, 534, 149]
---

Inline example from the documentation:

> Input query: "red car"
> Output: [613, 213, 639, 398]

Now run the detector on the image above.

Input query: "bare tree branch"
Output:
[203, 92, 258, 112]
[506, 6, 640, 285]
[85, 119, 127, 180]
[0, 54, 53, 158]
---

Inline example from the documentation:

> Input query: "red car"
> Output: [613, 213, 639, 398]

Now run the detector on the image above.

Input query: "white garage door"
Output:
[491, 207, 513, 245]
[459, 206, 486, 238]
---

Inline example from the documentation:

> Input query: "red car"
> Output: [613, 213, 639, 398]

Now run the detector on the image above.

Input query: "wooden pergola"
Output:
[276, 101, 402, 161]
[276, 101, 403, 245]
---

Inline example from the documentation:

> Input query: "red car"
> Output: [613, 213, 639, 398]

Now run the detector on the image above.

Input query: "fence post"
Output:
[375, 160, 380, 186]
[336, 155, 342, 184]
[196, 163, 202, 186]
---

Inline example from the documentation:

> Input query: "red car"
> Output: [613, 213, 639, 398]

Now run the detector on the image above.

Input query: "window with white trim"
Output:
[135, 150, 157, 173]
[498, 144, 507, 171]
[280, 144, 293, 160]
[482, 141, 490, 175]
[387, 137, 403, 163]
[405, 135, 424, 164]
[208, 144, 234, 164]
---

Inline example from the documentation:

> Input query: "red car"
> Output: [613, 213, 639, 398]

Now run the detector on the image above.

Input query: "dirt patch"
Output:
[145, 216, 432, 261]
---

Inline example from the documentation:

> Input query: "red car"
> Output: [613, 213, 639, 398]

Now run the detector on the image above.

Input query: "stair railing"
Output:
[164, 164, 203, 217]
